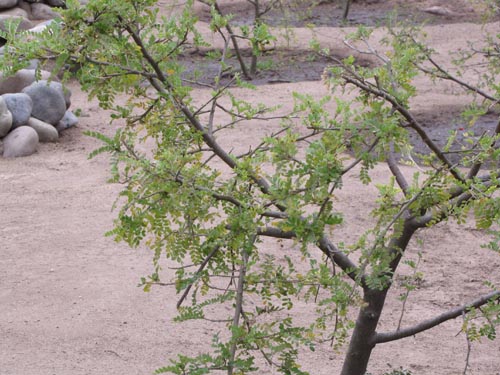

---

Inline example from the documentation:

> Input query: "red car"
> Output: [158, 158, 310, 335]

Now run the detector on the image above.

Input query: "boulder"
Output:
[3, 125, 38, 157]
[2, 92, 32, 128]
[30, 2, 58, 20]
[27, 116, 58, 142]
[56, 110, 78, 132]
[0, 95, 13, 137]
[0, 68, 52, 94]
[0, 0, 18, 10]
[22, 80, 66, 125]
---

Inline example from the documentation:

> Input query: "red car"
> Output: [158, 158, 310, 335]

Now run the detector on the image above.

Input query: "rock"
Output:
[28, 19, 52, 33]
[0, 7, 29, 19]
[0, 0, 18, 10]
[56, 110, 78, 132]
[30, 2, 59, 20]
[16, 0, 31, 18]
[2, 92, 32, 128]
[27, 116, 58, 142]
[2, 125, 38, 157]
[0, 68, 52, 94]
[0, 95, 13, 137]
[45, 80, 71, 108]
[22, 80, 66, 125]
[45, 0, 65, 7]
[423, 6, 453, 16]
[0, 15, 33, 32]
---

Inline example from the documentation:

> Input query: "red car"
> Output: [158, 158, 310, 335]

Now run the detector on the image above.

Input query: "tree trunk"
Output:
[340, 288, 389, 375]
[341, 221, 417, 374]
[342, 0, 352, 21]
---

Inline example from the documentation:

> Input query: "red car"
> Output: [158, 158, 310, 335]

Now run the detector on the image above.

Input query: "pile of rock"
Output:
[0, 72, 78, 157]
[1, 0, 65, 35]
[1, 0, 80, 157]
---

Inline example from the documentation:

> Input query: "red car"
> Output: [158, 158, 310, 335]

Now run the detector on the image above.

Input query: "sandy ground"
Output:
[1, 1, 500, 374]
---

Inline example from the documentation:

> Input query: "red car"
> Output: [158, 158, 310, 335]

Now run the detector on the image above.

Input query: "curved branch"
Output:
[256, 226, 361, 283]
[373, 290, 500, 344]
[341, 73, 465, 183]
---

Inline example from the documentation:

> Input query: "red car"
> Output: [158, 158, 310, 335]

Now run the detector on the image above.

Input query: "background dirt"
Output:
[1, 1, 500, 374]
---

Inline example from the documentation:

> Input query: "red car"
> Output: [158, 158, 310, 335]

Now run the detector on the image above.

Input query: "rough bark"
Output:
[340, 220, 417, 375]
[340, 288, 389, 375]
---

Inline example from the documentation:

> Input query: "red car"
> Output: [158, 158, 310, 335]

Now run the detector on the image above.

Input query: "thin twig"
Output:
[176, 245, 220, 308]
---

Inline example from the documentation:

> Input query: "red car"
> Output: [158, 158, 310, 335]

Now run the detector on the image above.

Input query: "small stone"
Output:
[423, 6, 453, 16]
[2, 125, 38, 157]
[27, 117, 58, 142]
[22, 80, 66, 125]
[30, 2, 59, 20]
[0, 0, 18, 10]
[0, 95, 13, 137]
[56, 110, 78, 132]
[0, 69, 52, 94]
[2, 92, 33, 128]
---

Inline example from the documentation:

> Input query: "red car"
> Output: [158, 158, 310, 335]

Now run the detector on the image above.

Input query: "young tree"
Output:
[198, 0, 277, 79]
[2, 0, 499, 374]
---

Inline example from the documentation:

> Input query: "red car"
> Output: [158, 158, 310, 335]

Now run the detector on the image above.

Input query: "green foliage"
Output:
[4, 1, 499, 374]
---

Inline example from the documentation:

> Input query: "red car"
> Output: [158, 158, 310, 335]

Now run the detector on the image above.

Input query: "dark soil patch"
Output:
[179, 47, 372, 86]
[194, 0, 497, 29]
[407, 109, 499, 167]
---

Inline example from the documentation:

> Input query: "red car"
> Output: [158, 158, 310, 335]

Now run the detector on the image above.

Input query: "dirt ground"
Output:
[1, 1, 500, 374]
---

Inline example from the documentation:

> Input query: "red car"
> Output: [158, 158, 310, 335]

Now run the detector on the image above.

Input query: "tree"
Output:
[2, 0, 499, 374]
[197, 0, 278, 79]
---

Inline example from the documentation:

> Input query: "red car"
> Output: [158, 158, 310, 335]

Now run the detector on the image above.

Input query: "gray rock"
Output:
[56, 110, 77, 132]
[0, 69, 52, 94]
[2, 92, 32, 128]
[0, 14, 33, 31]
[423, 6, 453, 16]
[0, 7, 28, 18]
[16, 0, 31, 18]
[27, 116, 58, 142]
[45, 80, 71, 108]
[0, 95, 13, 137]
[0, 0, 18, 10]
[45, 0, 65, 7]
[30, 2, 58, 20]
[27, 19, 52, 33]
[22, 80, 66, 125]
[3, 125, 38, 157]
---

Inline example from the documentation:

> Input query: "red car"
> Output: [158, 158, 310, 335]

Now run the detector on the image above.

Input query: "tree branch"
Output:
[373, 290, 500, 344]
[256, 226, 361, 283]
[176, 245, 220, 308]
